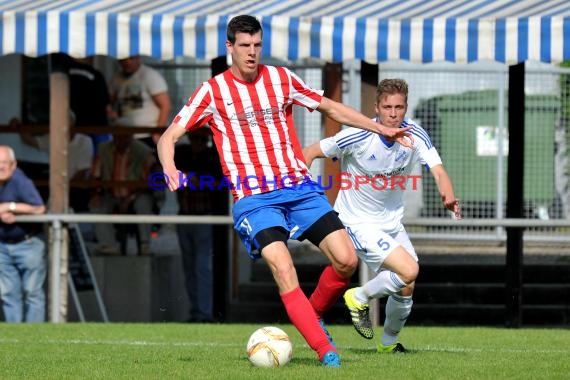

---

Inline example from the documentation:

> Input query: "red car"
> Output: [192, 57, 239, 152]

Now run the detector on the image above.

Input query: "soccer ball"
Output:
[246, 326, 293, 368]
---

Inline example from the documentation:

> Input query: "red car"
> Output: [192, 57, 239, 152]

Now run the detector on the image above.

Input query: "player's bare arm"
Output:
[317, 97, 413, 148]
[157, 122, 187, 191]
[431, 164, 462, 219]
[302, 142, 326, 168]
[152, 92, 172, 144]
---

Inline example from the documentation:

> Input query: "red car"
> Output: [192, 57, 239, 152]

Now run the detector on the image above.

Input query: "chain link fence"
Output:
[153, 59, 570, 243]
[379, 62, 569, 242]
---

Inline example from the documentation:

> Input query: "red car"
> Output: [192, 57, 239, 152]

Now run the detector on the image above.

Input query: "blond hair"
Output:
[376, 79, 408, 103]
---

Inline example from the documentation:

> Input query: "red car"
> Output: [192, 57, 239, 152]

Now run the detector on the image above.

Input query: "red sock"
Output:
[309, 265, 351, 317]
[281, 287, 335, 360]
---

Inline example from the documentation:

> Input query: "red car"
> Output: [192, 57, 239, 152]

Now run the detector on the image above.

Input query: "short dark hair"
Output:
[227, 15, 262, 44]
[376, 79, 409, 103]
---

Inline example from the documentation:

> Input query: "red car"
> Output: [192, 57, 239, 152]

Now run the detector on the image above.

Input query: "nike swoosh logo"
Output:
[226, 101, 234, 106]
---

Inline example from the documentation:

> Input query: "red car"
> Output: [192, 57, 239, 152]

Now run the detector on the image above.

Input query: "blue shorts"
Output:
[233, 183, 333, 259]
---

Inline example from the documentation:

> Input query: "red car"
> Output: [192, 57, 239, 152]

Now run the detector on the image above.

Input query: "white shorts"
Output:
[345, 225, 418, 273]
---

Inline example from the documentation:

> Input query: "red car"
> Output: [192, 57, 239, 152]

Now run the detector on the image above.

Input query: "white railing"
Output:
[15, 214, 233, 323]
[14, 214, 570, 323]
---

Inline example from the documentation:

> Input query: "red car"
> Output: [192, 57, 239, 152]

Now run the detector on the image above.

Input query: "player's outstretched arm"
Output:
[431, 164, 462, 219]
[302, 142, 326, 168]
[317, 97, 413, 148]
[157, 122, 187, 191]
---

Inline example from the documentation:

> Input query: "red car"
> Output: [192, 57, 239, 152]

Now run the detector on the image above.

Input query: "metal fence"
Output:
[152, 59, 570, 243]
[376, 61, 570, 242]
[16, 213, 570, 323]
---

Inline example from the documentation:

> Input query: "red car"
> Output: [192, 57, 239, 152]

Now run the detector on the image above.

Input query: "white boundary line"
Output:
[1, 338, 569, 354]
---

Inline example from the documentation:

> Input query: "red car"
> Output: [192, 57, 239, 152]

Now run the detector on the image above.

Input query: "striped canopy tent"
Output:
[1, 0, 570, 64]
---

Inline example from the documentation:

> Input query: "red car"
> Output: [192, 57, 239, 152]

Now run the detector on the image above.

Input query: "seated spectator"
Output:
[88, 130, 157, 255]
[19, 111, 94, 212]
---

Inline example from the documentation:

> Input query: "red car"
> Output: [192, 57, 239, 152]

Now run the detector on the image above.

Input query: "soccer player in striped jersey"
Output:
[303, 78, 461, 353]
[158, 15, 412, 367]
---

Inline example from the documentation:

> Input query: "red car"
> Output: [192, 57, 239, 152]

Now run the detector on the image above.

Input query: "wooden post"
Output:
[323, 63, 343, 204]
[360, 62, 378, 116]
[48, 53, 70, 322]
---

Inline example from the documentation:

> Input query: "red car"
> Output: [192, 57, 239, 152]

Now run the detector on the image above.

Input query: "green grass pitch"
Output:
[0, 323, 569, 379]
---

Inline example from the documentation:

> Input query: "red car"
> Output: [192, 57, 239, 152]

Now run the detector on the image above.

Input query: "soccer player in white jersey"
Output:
[157, 16, 411, 367]
[303, 78, 461, 353]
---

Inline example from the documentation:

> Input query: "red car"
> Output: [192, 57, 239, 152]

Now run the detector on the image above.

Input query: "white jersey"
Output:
[112, 64, 168, 137]
[319, 118, 442, 234]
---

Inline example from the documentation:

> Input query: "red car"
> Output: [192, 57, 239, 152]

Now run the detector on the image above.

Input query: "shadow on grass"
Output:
[344, 347, 419, 355]
[290, 358, 323, 366]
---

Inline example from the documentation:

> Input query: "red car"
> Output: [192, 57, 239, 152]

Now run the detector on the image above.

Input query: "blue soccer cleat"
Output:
[320, 350, 341, 368]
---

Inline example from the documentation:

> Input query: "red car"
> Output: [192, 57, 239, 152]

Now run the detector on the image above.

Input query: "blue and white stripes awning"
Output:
[1, 0, 569, 64]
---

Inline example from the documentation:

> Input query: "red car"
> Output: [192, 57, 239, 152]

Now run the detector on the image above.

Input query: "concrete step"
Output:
[249, 261, 570, 284]
[238, 281, 570, 305]
[228, 301, 570, 326]
[234, 258, 570, 326]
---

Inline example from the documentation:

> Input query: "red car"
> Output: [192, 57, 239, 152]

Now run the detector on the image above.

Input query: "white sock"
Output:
[362, 271, 407, 300]
[353, 287, 369, 304]
[382, 295, 413, 346]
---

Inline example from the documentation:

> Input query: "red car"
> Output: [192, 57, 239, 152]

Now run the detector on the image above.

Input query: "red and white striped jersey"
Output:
[173, 64, 323, 200]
